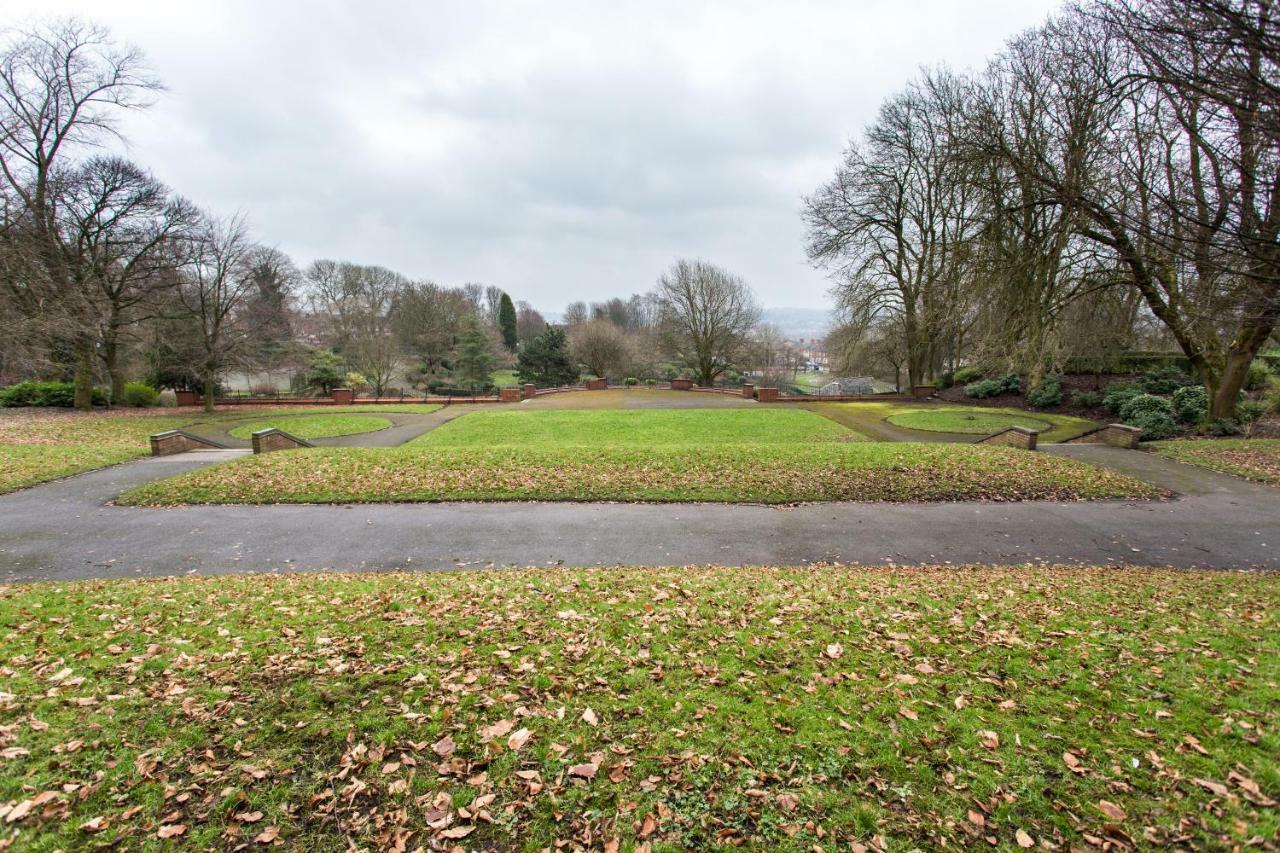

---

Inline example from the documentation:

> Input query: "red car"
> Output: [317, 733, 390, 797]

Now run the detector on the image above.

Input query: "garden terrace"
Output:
[119, 408, 1158, 505]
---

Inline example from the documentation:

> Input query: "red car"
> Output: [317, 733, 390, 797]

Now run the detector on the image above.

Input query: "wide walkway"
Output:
[1, 445, 1276, 582]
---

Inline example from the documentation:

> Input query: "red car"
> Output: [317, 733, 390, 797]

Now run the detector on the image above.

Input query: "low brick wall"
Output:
[331, 388, 354, 405]
[149, 430, 226, 456]
[1063, 423, 1143, 449]
[911, 385, 936, 399]
[499, 387, 522, 402]
[584, 378, 608, 391]
[741, 383, 755, 399]
[669, 379, 693, 391]
[251, 428, 314, 454]
[977, 426, 1038, 450]
[174, 390, 200, 407]
[756, 387, 779, 402]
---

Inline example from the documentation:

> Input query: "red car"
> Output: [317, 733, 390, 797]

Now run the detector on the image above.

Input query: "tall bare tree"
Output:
[0, 19, 162, 407]
[176, 213, 256, 412]
[654, 258, 760, 385]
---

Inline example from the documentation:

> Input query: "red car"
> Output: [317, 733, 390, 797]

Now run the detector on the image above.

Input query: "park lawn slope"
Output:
[227, 413, 392, 440]
[0, 565, 1275, 850]
[1151, 438, 1280, 487]
[416, 408, 862, 447]
[0, 405, 440, 494]
[119, 442, 1160, 505]
[820, 402, 1097, 443]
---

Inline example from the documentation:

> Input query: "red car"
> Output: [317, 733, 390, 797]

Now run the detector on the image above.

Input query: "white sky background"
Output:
[2, 1, 1061, 312]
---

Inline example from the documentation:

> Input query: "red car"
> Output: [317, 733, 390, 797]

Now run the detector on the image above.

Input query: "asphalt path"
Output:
[1, 444, 1276, 582]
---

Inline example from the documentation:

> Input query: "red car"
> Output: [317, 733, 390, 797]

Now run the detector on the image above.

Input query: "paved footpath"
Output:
[1, 444, 1277, 582]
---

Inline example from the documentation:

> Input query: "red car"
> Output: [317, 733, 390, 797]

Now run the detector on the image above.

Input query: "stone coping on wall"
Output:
[976, 425, 1039, 450]
[149, 430, 228, 456]
[1062, 423, 1143, 449]
[251, 428, 314, 454]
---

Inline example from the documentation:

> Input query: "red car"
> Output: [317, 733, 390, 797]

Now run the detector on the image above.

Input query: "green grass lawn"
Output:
[119, 441, 1158, 505]
[418, 409, 859, 448]
[887, 409, 1054, 435]
[0, 405, 441, 494]
[1151, 438, 1280, 486]
[491, 369, 521, 388]
[0, 565, 1275, 850]
[227, 414, 392, 440]
[819, 402, 1097, 443]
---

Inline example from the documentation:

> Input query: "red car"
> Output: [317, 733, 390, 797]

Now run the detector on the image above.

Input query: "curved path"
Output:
[1, 444, 1276, 582]
[180, 405, 484, 449]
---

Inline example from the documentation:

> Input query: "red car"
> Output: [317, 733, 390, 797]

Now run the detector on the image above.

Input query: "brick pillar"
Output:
[670, 379, 693, 390]
[331, 388, 354, 405]
[523, 383, 536, 399]
[741, 383, 755, 399]
[499, 387, 521, 402]
[585, 378, 608, 390]
[756, 387, 779, 402]
[174, 390, 199, 407]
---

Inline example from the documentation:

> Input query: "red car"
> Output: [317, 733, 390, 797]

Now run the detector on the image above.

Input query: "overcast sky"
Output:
[5, 1, 1060, 312]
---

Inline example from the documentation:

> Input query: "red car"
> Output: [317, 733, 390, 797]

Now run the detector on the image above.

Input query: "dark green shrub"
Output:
[935, 372, 954, 390]
[1120, 393, 1175, 423]
[1070, 390, 1103, 408]
[1244, 360, 1273, 391]
[0, 380, 108, 408]
[1025, 375, 1062, 408]
[1236, 400, 1268, 423]
[624, 377, 639, 386]
[953, 366, 983, 385]
[1128, 410, 1178, 440]
[1171, 385, 1209, 423]
[964, 378, 1005, 399]
[999, 373, 1022, 394]
[121, 381, 159, 407]
[1103, 383, 1143, 415]
[305, 350, 346, 394]
[1138, 365, 1194, 395]
[1207, 418, 1244, 436]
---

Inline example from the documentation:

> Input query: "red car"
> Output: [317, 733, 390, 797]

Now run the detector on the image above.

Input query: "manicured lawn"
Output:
[491, 369, 521, 388]
[1151, 438, 1280, 486]
[418, 409, 860, 448]
[818, 402, 1097, 443]
[0, 405, 441, 494]
[227, 414, 392, 440]
[887, 408, 1054, 435]
[119, 440, 1159, 505]
[0, 565, 1275, 850]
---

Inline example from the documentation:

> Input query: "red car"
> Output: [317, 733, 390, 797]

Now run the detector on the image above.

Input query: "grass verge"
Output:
[0, 565, 1275, 850]
[227, 414, 392, 440]
[814, 403, 1097, 443]
[118, 442, 1160, 505]
[417, 409, 861, 447]
[0, 405, 440, 494]
[1150, 438, 1280, 486]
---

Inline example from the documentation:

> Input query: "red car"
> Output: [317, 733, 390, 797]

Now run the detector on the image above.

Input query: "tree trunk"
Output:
[73, 337, 95, 410]
[203, 373, 216, 413]
[102, 330, 124, 405]
[1207, 350, 1254, 421]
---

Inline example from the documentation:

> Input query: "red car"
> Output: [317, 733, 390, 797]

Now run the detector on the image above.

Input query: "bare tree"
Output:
[392, 280, 473, 381]
[0, 18, 162, 406]
[175, 213, 256, 411]
[569, 319, 630, 379]
[515, 300, 547, 342]
[562, 301, 588, 327]
[805, 71, 981, 388]
[304, 260, 406, 395]
[654, 259, 760, 385]
[56, 156, 198, 401]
